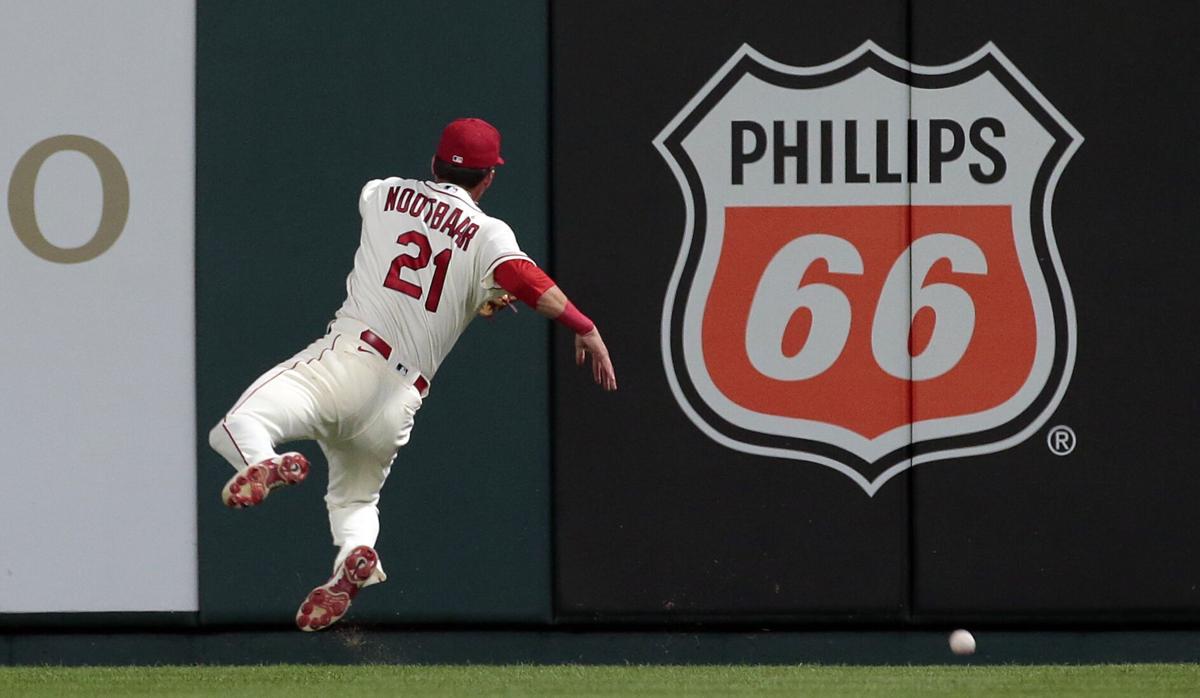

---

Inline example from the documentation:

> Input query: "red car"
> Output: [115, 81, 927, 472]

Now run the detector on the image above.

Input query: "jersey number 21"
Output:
[382, 230, 450, 312]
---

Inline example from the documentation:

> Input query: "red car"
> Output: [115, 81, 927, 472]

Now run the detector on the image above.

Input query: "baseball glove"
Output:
[478, 293, 518, 318]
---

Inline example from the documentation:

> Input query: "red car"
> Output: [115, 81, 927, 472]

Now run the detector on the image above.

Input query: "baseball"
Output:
[948, 629, 976, 656]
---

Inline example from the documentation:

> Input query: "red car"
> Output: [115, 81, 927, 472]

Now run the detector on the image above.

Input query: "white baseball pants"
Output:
[208, 320, 424, 585]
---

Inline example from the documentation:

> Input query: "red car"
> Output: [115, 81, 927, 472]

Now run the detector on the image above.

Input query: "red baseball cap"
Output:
[436, 118, 505, 169]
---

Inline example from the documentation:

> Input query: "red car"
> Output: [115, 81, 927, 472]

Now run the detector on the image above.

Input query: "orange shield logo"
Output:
[655, 43, 1081, 494]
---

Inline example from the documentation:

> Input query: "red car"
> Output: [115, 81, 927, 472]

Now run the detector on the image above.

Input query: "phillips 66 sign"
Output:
[655, 42, 1082, 495]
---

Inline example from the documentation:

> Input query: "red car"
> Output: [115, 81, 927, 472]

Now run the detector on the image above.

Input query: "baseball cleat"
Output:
[221, 452, 309, 508]
[295, 545, 378, 632]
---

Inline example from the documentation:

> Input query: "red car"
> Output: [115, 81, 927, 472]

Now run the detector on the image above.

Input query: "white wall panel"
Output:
[0, 0, 196, 612]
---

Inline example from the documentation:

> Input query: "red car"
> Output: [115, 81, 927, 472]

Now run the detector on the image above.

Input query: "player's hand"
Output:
[478, 293, 518, 318]
[575, 328, 617, 391]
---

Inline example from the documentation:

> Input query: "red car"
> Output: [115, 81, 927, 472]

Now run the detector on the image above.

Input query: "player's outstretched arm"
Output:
[493, 260, 617, 391]
[535, 285, 617, 392]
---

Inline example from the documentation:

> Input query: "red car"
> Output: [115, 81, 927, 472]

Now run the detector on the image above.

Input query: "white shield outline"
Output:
[654, 42, 1082, 495]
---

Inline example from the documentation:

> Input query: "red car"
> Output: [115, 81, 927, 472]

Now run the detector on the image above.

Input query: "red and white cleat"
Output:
[221, 452, 309, 509]
[295, 545, 379, 632]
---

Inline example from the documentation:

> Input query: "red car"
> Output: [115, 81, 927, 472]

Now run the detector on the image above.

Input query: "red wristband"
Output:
[558, 302, 595, 335]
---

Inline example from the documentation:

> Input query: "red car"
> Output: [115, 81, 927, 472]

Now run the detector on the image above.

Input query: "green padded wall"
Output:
[196, 0, 550, 624]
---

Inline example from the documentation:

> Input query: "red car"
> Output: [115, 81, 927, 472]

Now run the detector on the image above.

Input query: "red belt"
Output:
[359, 330, 429, 393]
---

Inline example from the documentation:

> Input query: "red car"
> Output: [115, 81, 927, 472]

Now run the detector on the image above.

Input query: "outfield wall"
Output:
[2, 0, 1199, 634]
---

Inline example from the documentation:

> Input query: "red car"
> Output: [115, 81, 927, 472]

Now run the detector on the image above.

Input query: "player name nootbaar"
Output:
[383, 185, 480, 251]
[730, 118, 1006, 185]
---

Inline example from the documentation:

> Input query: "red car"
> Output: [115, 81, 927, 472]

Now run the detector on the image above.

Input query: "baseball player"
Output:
[208, 118, 616, 631]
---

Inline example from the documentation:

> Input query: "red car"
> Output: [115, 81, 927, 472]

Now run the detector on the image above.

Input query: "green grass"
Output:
[2, 664, 1200, 697]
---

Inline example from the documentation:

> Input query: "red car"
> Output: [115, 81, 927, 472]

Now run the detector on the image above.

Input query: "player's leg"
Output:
[209, 365, 319, 467]
[208, 340, 337, 507]
[295, 383, 422, 631]
[323, 438, 395, 579]
[294, 441, 395, 632]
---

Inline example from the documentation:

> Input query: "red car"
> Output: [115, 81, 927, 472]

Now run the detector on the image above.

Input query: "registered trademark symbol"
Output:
[1047, 425, 1076, 456]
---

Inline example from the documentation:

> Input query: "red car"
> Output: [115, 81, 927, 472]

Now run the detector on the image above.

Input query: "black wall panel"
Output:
[552, 0, 1200, 624]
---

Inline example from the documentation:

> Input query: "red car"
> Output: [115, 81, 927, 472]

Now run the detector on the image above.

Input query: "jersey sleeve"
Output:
[477, 220, 533, 289]
[493, 259, 556, 307]
[358, 179, 385, 219]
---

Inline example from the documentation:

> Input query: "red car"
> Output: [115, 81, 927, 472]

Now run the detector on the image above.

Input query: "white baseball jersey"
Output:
[333, 178, 530, 379]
